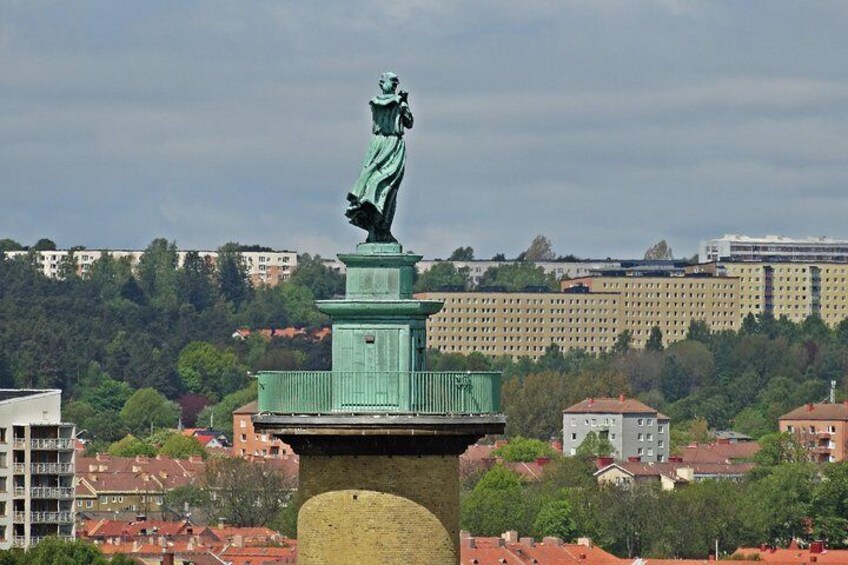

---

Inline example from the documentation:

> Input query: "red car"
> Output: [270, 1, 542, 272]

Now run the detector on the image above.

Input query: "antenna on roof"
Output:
[831, 380, 837, 404]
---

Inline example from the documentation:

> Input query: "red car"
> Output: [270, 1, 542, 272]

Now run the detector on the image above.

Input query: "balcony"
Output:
[30, 486, 74, 499]
[13, 535, 74, 548]
[13, 487, 26, 497]
[12, 512, 25, 523]
[30, 462, 74, 474]
[12, 438, 25, 449]
[30, 438, 74, 450]
[12, 463, 25, 474]
[257, 371, 501, 415]
[30, 511, 73, 523]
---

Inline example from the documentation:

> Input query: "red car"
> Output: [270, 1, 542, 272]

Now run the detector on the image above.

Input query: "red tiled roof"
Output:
[679, 442, 760, 464]
[234, 400, 259, 415]
[733, 547, 848, 564]
[564, 397, 666, 417]
[460, 537, 624, 564]
[780, 402, 848, 421]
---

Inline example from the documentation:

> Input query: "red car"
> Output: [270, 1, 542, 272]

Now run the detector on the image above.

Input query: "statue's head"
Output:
[379, 72, 399, 94]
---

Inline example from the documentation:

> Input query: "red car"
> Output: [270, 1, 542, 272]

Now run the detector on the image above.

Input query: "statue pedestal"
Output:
[254, 243, 504, 565]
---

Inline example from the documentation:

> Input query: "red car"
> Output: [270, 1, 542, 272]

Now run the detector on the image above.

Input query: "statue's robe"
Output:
[346, 94, 414, 242]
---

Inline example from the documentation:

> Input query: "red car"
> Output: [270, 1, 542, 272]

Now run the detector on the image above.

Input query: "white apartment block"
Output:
[701, 235, 848, 263]
[3, 249, 298, 286]
[0, 390, 75, 549]
[416, 260, 621, 286]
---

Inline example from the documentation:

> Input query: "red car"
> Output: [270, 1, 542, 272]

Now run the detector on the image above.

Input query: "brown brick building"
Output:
[232, 402, 292, 458]
[779, 402, 848, 463]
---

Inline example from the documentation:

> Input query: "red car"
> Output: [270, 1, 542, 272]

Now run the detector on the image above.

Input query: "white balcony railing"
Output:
[12, 463, 25, 474]
[30, 511, 73, 523]
[30, 438, 74, 450]
[30, 486, 74, 499]
[13, 535, 74, 548]
[12, 438, 25, 449]
[13, 486, 26, 497]
[12, 512, 26, 523]
[30, 462, 73, 474]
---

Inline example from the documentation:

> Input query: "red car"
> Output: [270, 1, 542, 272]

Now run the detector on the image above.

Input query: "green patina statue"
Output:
[345, 72, 414, 243]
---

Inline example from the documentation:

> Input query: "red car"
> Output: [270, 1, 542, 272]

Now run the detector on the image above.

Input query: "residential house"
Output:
[779, 402, 848, 462]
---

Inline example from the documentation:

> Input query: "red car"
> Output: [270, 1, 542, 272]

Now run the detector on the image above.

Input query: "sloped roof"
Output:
[234, 400, 258, 415]
[780, 402, 848, 421]
[679, 442, 760, 464]
[564, 397, 665, 417]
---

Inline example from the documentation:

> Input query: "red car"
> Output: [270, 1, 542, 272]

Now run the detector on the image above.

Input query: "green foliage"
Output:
[414, 262, 470, 292]
[461, 465, 531, 536]
[196, 383, 257, 435]
[575, 431, 615, 458]
[0, 238, 24, 252]
[532, 498, 577, 540]
[177, 341, 247, 400]
[120, 388, 181, 435]
[493, 436, 558, 462]
[33, 238, 57, 251]
[107, 435, 156, 457]
[159, 433, 207, 459]
[521, 235, 556, 261]
[754, 432, 809, 467]
[217, 243, 252, 306]
[20, 536, 108, 565]
[448, 246, 475, 261]
[645, 325, 664, 352]
[477, 262, 557, 291]
[289, 254, 345, 300]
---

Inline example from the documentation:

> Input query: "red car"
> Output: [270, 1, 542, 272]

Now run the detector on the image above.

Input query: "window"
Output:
[658, 425, 665, 434]
[637, 448, 644, 455]
[648, 448, 653, 456]
[0, 429, 5, 443]
[647, 433, 653, 441]
[658, 440, 664, 448]
[611, 433, 616, 440]
[637, 419, 644, 426]
[591, 419, 597, 427]
[571, 433, 577, 441]
[570, 418, 576, 427]
[569, 448, 576, 456]
[647, 418, 653, 426]
[240, 419, 247, 428]
[637, 433, 643, 441]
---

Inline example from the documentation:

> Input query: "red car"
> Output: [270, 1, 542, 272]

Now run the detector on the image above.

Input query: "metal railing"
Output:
[13, 487, 26, 497]
[30, 511, 73, 523]
[12, 512, 25, 523]
[258, 371, 501, 415]
[30, 486, 74, 499]
[30, 438, 74, 450]
[13, 535, 74, 548]
[30, 462, 74, 474]
[12, 438, 25, 449]
[13, 463, 25, 474]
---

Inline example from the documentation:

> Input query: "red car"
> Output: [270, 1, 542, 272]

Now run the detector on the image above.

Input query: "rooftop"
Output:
[564, 397, 667, 417]
[780, 402, 848, 421]
[0, 389, 59, 403]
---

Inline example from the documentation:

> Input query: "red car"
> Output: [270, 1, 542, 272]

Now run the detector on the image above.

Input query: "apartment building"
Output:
[562, 397, 670, 463]
[701, 234, 848, 263]
[564, 273, 740, 347]
[721, 261, 848, 327]
[0, 390, 75, 550]
[418, 290, 623, 357]
[779, 402, 848, 463]
[4, 249, 298, 286]
[233, 401, 292, 458]
[417, 260, 621, 286]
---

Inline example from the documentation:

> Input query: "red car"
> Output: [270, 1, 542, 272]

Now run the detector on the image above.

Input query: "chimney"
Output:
[542, 536, 563, 547]
[808, 403, 815, 412]
[597, 456, 614, 468]
[588, 398, 595, 406]
[218, 518, 227, 529]
[462, 537, 476, 549]
[162, 553, 174, 565]
[577, 537, 593, 547]
[810, 540, 824, 554]
[502, 530, 518, 544]
[519, 537, 535, 547]
[708, 553, 715, 561]
[619, 394, 625, 402]
[627, 456, 641, 463]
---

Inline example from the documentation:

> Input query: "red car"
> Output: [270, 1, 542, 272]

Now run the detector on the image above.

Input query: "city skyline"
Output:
[3, 2, 848, 259]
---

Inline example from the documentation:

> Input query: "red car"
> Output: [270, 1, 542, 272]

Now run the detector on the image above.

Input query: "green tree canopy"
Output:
[120, 388, 181, 435]
[289, 254, 345, 300]
[159, 433, 207, 459]
[645, 325, 664, 352]
[448, 246, 475, 261]
[477, 262, 557, 291]
[177, 341, 247, 400]
[414, 262, 470, 292]
[493, 436, 558, 462]
[107, 435, 156, 457]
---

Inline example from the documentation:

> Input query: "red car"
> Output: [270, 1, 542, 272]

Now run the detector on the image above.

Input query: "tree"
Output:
[747, 463, 816, 545]
[196, 384, 257, 435]
[107, 435, 156, 457]
[521, 235, 556, 261]
[532, 498, 577, 541]
[177, 341, 247, 400]
[645, 326, 664, 352]
[613, 330, 633, 354]
[493, 436, 558, 462]
[575, 431, 615, 459]
[159, 433, 207, 459]
[289, 253, 345, 300]
[491, 253, 507, 261]
[120, 388, 181, 435]
[754, 432, 808, 466]
[686, 320, 711, 343]
[812, 462, 848, 546]
[0, 238, 24, 252]
[179, 251, 217, 310]
[461, 465, 531, 536]
[448, 246, 475, 261]
[217, 243, 252, 306]
[414, 262, 470, 292]
[32, 238, 57, 251]
[732, 407, 773, 439]
[200, 457, 295, 527]
[643, 240, 673, 260]
[136, 238, 179, 309]
[24, 536, 108, 565]
[478, 262, 557, 291]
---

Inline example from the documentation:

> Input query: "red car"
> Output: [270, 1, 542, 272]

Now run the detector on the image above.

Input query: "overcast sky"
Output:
[2, 1, 847, 260]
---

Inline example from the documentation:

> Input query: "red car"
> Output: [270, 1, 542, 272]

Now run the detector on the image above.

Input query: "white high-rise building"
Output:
[701, 235, 848, 263]
[0, 390, 75, 549]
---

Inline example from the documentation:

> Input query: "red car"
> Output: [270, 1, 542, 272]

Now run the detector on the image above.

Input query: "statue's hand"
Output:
[399, 90, 409, 103]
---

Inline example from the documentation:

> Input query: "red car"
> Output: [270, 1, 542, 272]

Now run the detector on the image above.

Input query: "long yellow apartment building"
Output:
[418, 261, 848, 359]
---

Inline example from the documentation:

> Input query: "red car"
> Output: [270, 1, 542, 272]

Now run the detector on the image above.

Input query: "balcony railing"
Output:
[30, 438, 74, 450]
[30, 486, 74, 499]
[30, 511, 73, 523]
[30, 462, 74, 474]
[12, 512, 25, 523]
[13, 463, 25, 474]
[13, 487, 26, 497]
[258, 371, 501, 415]
[13, 535, 74, 548]
[12, 438, 25, 449]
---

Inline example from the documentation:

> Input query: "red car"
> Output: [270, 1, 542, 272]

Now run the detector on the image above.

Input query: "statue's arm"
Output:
[401, 102, 413, 129]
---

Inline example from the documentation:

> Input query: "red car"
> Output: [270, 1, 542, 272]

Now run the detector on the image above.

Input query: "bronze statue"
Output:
[345, 72, 413, 243]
